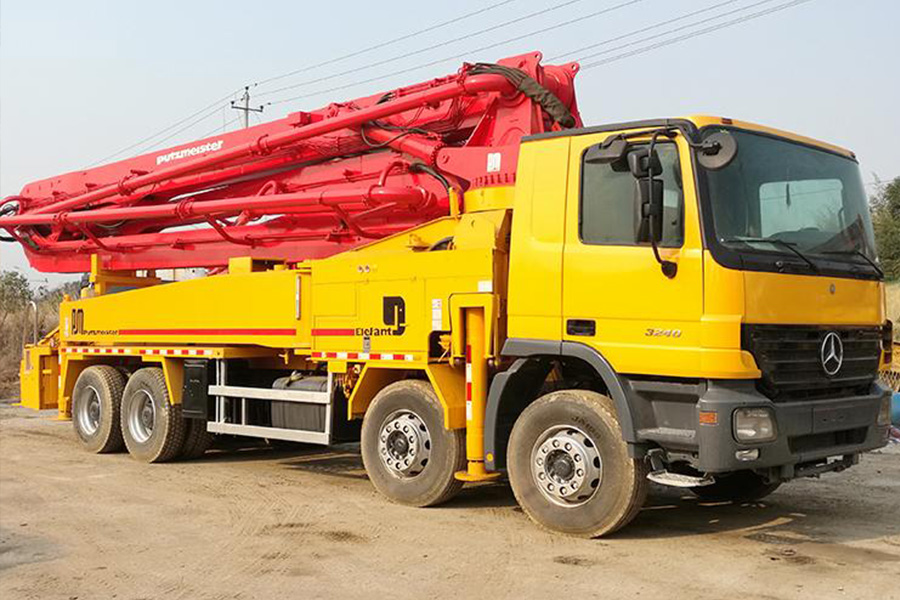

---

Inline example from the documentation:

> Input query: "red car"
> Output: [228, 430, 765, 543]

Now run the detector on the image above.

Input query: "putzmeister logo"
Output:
[156, 140, 224, 166]
[820, 331, 844, 376]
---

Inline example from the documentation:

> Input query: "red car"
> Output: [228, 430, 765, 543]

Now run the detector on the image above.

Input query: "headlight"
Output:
[733, 407, 777, 443]
[878, 395, 892, 427]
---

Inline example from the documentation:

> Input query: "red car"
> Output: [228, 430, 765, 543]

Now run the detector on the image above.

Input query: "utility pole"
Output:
[231, 86, 264, 128]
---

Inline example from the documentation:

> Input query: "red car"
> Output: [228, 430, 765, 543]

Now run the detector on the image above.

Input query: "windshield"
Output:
[703, 129, 877, 270]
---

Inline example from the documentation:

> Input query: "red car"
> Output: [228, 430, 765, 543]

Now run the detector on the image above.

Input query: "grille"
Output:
[742, 325, 881, 400]
[788, 427, 867, 454]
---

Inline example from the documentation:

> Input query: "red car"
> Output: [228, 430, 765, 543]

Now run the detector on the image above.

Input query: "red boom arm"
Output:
[0, 52, 580, 273]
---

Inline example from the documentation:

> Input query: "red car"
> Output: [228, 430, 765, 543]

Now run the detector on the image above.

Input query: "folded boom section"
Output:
[0, 53, 580, 272]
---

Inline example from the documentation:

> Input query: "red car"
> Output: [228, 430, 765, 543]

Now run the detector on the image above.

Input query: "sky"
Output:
[1, 0, 898, 286]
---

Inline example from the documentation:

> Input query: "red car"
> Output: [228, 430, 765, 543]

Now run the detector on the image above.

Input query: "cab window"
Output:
[580, 143, 683, 247]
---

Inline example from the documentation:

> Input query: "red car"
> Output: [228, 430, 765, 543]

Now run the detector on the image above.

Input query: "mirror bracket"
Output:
[636, 134, 678, 279]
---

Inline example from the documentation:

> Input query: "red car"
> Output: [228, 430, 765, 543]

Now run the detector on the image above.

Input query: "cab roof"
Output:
[523, 114, 856, 160]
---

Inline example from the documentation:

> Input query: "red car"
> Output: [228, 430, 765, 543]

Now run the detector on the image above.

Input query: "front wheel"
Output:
[361, 380, 466, 507]
[507, 390, 649, 538]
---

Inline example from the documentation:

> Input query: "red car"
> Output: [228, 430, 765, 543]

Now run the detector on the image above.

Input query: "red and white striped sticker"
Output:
[465, 345, 473, 421]
[61, 346, 215, 357]
[311, 351, 416, 362]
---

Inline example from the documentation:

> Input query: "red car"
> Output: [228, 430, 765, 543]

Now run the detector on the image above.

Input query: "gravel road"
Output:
[1, 401, 898, 600]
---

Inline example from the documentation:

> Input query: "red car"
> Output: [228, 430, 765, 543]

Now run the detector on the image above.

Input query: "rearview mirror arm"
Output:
[646, 132, 677, 279]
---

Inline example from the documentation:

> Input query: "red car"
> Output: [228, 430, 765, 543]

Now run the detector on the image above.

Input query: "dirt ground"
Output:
[1, 400, 898, 600]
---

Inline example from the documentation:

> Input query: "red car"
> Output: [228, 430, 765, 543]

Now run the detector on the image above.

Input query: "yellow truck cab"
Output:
[494, 116, 891, 501]
[18, 115, 893, 538]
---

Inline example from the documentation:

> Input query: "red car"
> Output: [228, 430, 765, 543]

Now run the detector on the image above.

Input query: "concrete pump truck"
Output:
[2, 52, 892, 537]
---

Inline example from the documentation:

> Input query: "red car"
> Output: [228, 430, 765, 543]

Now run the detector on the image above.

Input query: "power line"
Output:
[86, 0, 817, 164]
[197, 117, 242, 141]
[251, 0, 519, 88]
[256, 0, 594, 99]
[580, 0, 816, 69]
[86, 89, 241, 167]
[266, 0, 646, 107]
[572, 0, 782, 63]
[83, 0, 518, 166]
[138, 106, 229, 154]
[548, 0, 745, 61]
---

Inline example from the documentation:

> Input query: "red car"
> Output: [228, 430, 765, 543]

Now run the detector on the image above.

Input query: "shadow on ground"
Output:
[194, 439, 900, 548]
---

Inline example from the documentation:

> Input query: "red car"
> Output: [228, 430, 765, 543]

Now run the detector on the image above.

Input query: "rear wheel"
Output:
[691, 471, 781, 502]
[121, 368, 185, 463]
[361, 380, 466, 507]
[180, 418, 215, 460]
[507, 390, 649, 538]
[71, 365, 127, 453]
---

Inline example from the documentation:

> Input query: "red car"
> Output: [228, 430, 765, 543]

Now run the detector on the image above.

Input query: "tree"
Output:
[870, 176, 900, 280]
[0, 270, 33, 328]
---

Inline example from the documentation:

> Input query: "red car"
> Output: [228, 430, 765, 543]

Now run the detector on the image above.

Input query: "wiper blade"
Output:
[720, 237, 821, 273]
[819, 248, 884, 278]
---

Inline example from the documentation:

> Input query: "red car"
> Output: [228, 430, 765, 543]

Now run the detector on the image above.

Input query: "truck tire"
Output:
[120, 367, 185, 463]
[507, 389, 649, 538]
[691, 471, 781, 502]
[361, 380, 466, 507]
[180, 418, 214, 460]
[71, 365, 127, 453]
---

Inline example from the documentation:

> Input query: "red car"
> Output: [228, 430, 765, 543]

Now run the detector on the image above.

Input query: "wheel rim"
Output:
[378, 409, 431, 478]
[76, 385, 102, 436]
[128, 390, 156, 444]
[531, 425, 603, 508]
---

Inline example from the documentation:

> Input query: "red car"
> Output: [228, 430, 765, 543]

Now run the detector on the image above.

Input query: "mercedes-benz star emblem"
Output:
[820, 332, 844, 376]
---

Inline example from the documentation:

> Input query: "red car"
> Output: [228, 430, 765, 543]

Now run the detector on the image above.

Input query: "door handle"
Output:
[566, 319, 596, 337]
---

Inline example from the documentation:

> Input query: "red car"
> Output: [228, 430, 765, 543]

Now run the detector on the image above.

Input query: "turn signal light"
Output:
[699, 411, 718, 425]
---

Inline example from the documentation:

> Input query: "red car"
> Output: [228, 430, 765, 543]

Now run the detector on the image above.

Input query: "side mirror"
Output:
[697, 130, 738, 170]
[628, 148, 664, 244]
[584, 137, 629, 166]
[627, 147, 661, 179]
[630, 146, 676, 278]
[635, 177, 664, 244]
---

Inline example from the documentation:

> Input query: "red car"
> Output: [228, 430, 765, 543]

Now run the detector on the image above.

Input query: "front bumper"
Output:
[695, 380, 890, 476]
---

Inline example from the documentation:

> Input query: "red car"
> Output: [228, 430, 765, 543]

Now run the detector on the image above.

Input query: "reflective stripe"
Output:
[311, 351, 416, 362]
[465, 345, 473, 421]
[61, 346, 214, 357]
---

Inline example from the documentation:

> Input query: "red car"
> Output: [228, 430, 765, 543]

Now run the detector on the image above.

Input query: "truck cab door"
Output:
[562, 131, 705, 377]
